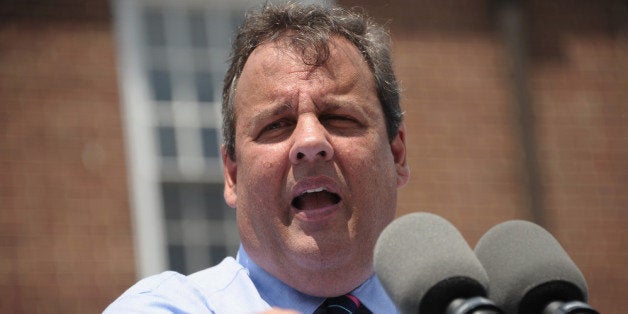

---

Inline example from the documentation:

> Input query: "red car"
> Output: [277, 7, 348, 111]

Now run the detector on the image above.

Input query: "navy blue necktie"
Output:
[314, 294, 372, 314]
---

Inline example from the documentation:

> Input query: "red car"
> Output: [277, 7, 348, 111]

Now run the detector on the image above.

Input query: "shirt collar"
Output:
[351, 274, 399, 313]
[236, 246, 399, 313]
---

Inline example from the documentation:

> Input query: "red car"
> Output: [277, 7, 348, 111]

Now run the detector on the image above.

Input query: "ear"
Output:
[390, 124, 410, 188]
[222, 145, 237, 208]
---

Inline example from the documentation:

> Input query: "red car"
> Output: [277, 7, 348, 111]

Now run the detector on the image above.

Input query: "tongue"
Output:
[293, 191, 340, 211]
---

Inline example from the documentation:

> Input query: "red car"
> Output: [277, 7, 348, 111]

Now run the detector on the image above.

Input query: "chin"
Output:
[289, 238, 367, 271]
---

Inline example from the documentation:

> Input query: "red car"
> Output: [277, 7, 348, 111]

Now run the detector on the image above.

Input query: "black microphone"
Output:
[474, 220, 598, 314]
[374, 212, 502, 314]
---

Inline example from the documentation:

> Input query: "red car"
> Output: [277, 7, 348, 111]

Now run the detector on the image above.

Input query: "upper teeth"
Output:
[303, 187, 326, 194]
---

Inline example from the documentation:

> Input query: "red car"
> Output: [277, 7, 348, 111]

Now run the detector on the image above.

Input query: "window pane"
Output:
[204, 184, 226, 220]
[189, 11, 208, 48]
[195, 72, 214, 103]
[209, 245, 227, 265]
[149, 70, 172, 101]
[201, 128, 219, 158]
[164, 183, 230, 220]
[168, 244, 186, 274]
[186, 245, 211, 273]
[162, 183, 181, 219]
[181, 184, 207, 219]
[144, 8, 166, 47]
[230, 12, 244, 38]
[158, 126, 177, 157]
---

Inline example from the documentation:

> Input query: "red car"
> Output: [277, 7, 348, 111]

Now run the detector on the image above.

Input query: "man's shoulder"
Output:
[103, 269, 212, 313]
[104, 257, 269, 313]
[187, 256, 251, 293]
[188, 257, 270, 312]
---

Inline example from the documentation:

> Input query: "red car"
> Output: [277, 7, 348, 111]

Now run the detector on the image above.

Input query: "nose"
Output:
[289, 116, 334, 164]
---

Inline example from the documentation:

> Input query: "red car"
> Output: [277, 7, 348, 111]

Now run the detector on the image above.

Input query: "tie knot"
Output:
[315, 294, 371, 314]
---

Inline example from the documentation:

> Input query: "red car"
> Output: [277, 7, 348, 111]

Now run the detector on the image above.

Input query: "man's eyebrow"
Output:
[320, 102, 342, 112]
[320, 99, 368, 115]
[247, 102, 295, 125]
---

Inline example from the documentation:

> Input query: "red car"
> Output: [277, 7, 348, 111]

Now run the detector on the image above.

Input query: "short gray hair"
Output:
[222, 2, 402, 160]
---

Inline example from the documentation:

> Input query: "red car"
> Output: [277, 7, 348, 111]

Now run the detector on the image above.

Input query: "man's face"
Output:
[222, 36, 409, 295]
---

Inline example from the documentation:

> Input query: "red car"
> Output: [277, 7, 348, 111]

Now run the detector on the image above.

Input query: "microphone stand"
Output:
[446, 297, 503, 314]
[543, 301, 599, 314]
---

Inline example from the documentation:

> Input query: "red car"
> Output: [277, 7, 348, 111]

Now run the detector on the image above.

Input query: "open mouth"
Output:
[291, 187, 341, 211]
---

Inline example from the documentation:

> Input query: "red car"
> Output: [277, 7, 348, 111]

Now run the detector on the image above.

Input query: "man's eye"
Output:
[319, 114, 366, 137]
[259, 119, 295, 138]
[320, 115, 358, 126]
[255, 119, 294, 142]
[264, 120, 291, 131]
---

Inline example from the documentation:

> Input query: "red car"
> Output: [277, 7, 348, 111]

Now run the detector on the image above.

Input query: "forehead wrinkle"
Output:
[255, 37, 366, 97]
[237, 36, 376, 128]
[257, 40, 314, 79]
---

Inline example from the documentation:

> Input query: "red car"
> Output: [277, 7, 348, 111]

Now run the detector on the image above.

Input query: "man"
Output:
[105, 3, 409, 313]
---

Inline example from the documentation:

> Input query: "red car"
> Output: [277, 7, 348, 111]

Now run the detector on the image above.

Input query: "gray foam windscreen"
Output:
[474, 220, 588, 314]
[374, 212, 489, 314]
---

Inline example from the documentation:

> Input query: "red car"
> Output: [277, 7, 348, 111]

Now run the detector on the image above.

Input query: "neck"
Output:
[282, 262, 373, 297]
[240, 245, 373, 297]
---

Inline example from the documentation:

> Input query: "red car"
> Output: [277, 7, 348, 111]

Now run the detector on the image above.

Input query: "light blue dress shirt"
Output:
[104, 246, 398, 313]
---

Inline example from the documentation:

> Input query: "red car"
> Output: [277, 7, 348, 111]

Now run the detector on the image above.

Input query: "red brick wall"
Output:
[338, 0, 628, 312]
[0, 1, 135, 313]
[528, 2, 628, 312]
